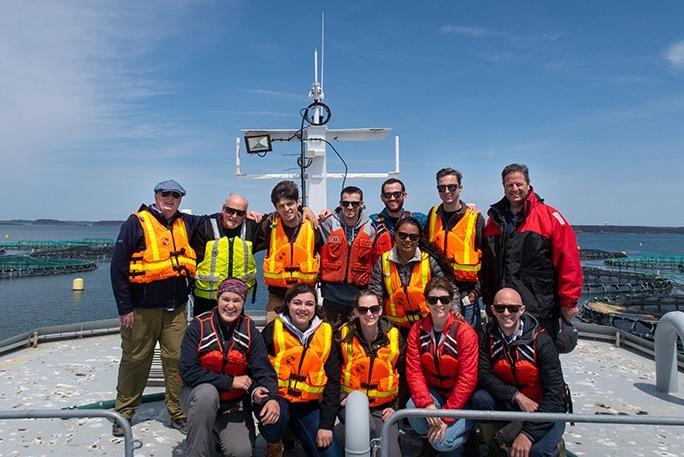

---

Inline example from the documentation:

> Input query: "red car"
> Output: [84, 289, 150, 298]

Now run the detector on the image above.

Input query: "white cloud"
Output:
[664, 39, 684, 68]
[440, 24, 494, 38]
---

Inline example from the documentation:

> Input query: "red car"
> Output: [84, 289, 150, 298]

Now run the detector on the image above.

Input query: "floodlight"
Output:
[244, 133, 272, 154]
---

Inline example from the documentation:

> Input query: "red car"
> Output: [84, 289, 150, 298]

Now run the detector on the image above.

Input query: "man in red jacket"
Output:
[482, 163, 582, 341]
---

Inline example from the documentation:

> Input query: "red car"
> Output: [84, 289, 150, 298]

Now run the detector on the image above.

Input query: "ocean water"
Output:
[0, 223, 682, 340]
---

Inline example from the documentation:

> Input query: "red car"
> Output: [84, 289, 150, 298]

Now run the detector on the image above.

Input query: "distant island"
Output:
[1, 220, 683, 235]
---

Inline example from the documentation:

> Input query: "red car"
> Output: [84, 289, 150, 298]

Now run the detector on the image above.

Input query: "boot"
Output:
[478, 423, 507, 457]
[266, 441, 284, 457]
[557, 438, 567, 457]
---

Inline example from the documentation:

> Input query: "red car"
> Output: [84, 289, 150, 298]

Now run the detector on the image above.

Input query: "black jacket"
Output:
[180, 312, 278, 406]
[478, 314, 566, 443]
[110, 204, 205, 315]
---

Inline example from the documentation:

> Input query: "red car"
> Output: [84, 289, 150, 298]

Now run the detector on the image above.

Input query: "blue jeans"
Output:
[462, 299, 481, 330]
[406, 389, 472, 456]
[281, 401, 341, 457]
[472, 389, 565, 457]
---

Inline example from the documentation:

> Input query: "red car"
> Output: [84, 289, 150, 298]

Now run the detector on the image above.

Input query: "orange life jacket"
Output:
[490, 333, 543, 403]
[128, 210, 196, 283]
[339, 323, 400, 407]
[196, 312, 251, 402]
[381, 251, 432, 328]
[427, 205, 481, 283]
[419, 316, 463, 392]
[269, 318, 332, 402]
[320, 222, 374, 286]
[263, 217, 319, 288]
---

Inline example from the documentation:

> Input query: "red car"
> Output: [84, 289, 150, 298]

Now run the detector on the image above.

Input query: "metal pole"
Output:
[0, 409, 134, 457]
[344, 391, 371, 457]
[655, 311, 684, 392]
[378, 408, 684, 457]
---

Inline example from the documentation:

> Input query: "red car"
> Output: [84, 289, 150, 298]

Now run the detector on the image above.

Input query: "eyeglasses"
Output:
[357, 305, 382, 315]
[160, 191, 181, 199]
[426, 295, 451, 305]
[223, 206, 247, 217]
[437, 184, 460, 193]
[397, 232, 420, 242]
[340, 200, 362, 208]
[492, 304, 523, 314]
[382, 191, 404, 200]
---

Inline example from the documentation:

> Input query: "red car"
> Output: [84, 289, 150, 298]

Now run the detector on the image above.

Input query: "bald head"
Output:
[220, 194, 249, 230]
[493, 288, 523, 306]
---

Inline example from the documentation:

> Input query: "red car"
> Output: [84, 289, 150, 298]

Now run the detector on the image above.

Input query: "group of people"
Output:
[110, 163, 583, 457]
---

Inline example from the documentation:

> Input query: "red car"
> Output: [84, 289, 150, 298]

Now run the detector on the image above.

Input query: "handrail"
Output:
[655, 311, 684, 392]
[378, 408, 684, 457]
[0, 409, 135, 457]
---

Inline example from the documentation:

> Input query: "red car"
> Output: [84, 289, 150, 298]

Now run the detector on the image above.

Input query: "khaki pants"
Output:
[115, 307, 187, 421]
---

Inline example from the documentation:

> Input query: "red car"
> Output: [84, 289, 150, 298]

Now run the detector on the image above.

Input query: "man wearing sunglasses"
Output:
[473, 288, 567, 457]
[318, 186, 376, 328]
[482, 163, 582, 342]
[111, 179, 208, 437]
[370, 178, 427, 263]
[427, 168, 485, 329]
[190, 194, 259, 315]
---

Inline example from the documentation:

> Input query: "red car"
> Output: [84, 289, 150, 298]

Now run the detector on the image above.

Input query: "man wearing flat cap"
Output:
[110, 179, 206, 436]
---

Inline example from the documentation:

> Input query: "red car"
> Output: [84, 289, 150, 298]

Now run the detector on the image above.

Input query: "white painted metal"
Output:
[655, 311, 684, 392]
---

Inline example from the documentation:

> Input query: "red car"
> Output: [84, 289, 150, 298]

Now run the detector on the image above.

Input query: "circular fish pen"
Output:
[0, 255, 97, 279]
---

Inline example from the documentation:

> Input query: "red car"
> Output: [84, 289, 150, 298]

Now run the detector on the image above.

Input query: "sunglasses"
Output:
[397, 232, 420, 242]
[340, 200, 362, 208]
[437, 184, 460, 193]
[382, 191, 404, 200]
[357, 305, 382, 315]
[492, 304, 523, 314]
[426, 295, 451, 305]
[223, 206, 247, 217]
[160, 191, 181, 198]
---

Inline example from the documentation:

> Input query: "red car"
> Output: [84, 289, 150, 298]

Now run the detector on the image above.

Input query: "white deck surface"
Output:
[0, 335, 683, 456]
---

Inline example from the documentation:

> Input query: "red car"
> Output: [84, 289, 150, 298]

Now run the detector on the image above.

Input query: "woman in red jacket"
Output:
[405, 276, 478, 456]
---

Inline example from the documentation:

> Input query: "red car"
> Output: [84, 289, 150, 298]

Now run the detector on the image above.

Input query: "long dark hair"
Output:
[394, 216, 453, 277]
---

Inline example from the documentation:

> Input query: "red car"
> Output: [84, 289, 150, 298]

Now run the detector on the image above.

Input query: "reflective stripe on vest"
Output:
[427, 205, 481, 282]
[339, 324, 400, 406]
[270, 319, 332, 402]
[128, 210, 196, 283]
[263, 217, 319, 287]
[381, 251, 431, 328]
[195, 219, 257, 299]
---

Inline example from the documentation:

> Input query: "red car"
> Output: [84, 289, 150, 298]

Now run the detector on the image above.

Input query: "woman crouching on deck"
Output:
[337, 289, 404, 456]
[179, 278, 286, 457]
[405, 277, 479, 457]
[262, 282, 342, 457]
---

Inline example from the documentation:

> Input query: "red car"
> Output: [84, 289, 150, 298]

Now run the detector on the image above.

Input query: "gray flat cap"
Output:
[154, 179, 186, 196]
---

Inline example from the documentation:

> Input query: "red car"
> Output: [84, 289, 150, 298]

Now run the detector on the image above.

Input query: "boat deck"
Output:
[0, 334, 683, 456]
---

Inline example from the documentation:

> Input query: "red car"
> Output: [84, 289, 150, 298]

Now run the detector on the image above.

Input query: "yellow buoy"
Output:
[72, 277, 85, 291]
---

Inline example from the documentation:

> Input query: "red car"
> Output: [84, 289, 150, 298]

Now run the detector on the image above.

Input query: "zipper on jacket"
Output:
[228, 237, 235, 277]
[290, 338, 311, 396]
[432, 334, 446, 389]
[343, 239, 352, 284]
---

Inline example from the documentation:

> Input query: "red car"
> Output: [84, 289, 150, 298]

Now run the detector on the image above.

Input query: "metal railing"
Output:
[378, 408, 684, 457]
[0, 409, 135, 457]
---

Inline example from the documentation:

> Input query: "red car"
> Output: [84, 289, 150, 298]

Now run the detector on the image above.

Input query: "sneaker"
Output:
[112, 418, 131, 437]
[170, 418, 188, 435]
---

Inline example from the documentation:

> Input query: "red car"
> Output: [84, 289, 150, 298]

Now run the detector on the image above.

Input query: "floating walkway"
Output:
[0, 239, 114, 261]
[605, 255, 684, 271]
[0, 255, 97, 279]
[579, 248, 628, 260]
[582, 266, 673, 298]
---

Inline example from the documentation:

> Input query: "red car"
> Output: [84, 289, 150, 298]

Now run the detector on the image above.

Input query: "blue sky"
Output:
[1, 1, 683, 226]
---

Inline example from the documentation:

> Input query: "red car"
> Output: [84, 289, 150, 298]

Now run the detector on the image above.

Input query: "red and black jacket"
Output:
[482, 189, 582, 320]
[406, 312, 478, 422]
[478, 314, 566, 443]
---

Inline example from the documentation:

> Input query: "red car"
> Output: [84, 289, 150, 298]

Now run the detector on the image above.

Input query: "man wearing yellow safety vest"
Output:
[426, 167, 485, 329]
[254, 181, 323, 323]
[110, 180, 206, 437]
[190, 194, 258, 316]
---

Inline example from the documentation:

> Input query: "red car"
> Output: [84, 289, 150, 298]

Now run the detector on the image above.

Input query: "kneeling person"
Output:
[179, 278, 285, 457]
[473, 287, 566, 457]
